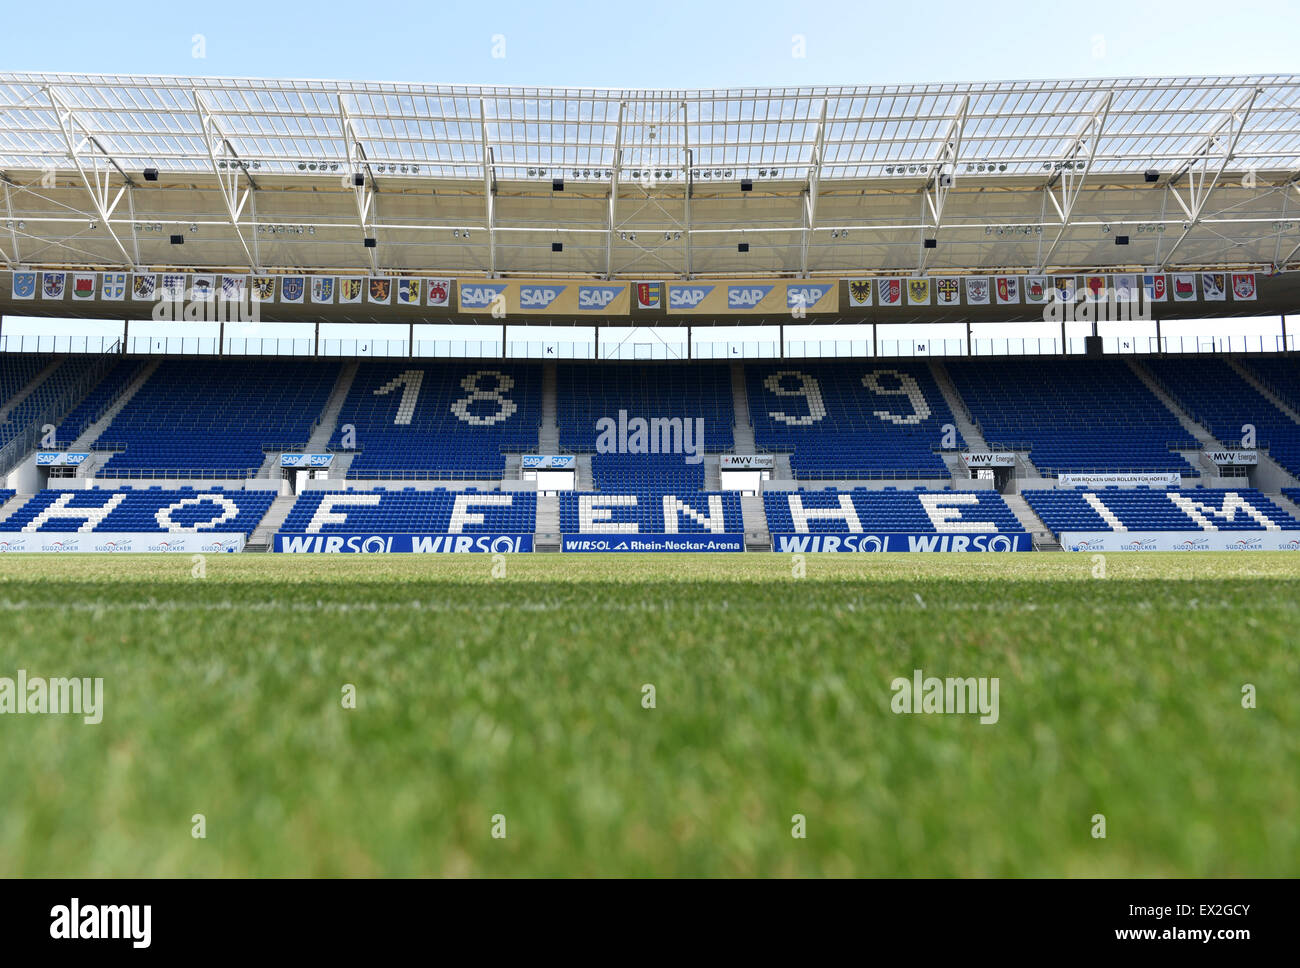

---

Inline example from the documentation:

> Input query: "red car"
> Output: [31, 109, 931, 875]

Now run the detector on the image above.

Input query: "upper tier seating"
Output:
[560, 490, 743, 533]
[1284, 488, 1300, 509]
[0, 355, 52, 410]
[1, 357, 103, 448]
[763, 488, 1022, 533]
[747, 363, 957, 479]
[1243, 357, 1300, 414]
[0, 487, 274, 536]
[558, 364, 733, 489]
[281, 488, 536, 533]
[334, 363, 540, 479]
[1023, 487, 1300, 534]
[54, 359, 146, 447]
[1145, 357, 1300, 478]
[95, 360, 338, 476]
[945, 359, 1198, 476]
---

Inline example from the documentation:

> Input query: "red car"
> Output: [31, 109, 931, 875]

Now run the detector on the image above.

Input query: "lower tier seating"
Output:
[763, 488, 1022, 533]
[560, 490, 743, 533]
[281, 488, 536, 533]
[1023, 487, 1300, 534]
[0, 487, 274, 537]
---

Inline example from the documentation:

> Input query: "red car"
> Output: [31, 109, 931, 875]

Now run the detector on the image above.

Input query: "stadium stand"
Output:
[54, 359, 146, 446]
[560, 490, 743, 533]
[0, 487, 274, 536]
[945, 359, 1198, 476]
[1144, 358, 1300, 478]
[334, 363, 540, 479]
[281, 487, 536, 533]
[558, 364, 733, 489]
[1022, 488, 1300, 534]
[762, 488, 1022, 533]
[1242, 357, 1300, 414]
[1, 357, 103, 448]
[747, 363, 956, 479]
[94, 360, 338, 477]
[0, 355, 52, 410]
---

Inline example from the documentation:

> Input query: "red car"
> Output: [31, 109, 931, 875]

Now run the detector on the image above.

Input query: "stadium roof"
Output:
[1, 71, 1299, 279]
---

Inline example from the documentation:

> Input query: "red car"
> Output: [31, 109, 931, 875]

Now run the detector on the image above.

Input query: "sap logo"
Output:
[906, 534, 1020, 552]
[522, 456, 543, 468]
[578, 286, 621, 309]
[787, 285, 831, 308]
[309, 454, 332, 467]
[519, 285, 565, 309]
[460, 285, 507, 308]
[728, 285, 774, 309]
[669, 285, 714, 308]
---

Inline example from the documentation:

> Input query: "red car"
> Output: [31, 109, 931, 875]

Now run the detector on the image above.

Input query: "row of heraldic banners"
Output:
[10, 271, 1258, 311]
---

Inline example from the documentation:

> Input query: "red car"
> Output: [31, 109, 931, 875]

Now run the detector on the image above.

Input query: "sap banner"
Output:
[562, 534, 744, 552]
[458, 280, 631, 315]
[665, 281, 838, 315]
[1061, 531, 1300, 552]
[36, 452, 90, 466]
[0, 533, 245, 553]
[281, 453, 334, 468]
[522, 455, 576, 469]
[772, 532, 1031, 552]
[275, 533, 533, 553]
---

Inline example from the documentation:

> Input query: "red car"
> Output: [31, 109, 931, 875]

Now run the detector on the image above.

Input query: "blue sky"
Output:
[2, 0, 1295, 88]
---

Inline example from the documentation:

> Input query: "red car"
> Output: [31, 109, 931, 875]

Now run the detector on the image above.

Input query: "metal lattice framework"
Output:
[1, 70, 1299, 277]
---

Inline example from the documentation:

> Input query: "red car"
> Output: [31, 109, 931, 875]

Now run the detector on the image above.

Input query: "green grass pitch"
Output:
[0, 552, 1296, 876]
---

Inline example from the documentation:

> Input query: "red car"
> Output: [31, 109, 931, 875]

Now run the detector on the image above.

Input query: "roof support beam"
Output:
[1, 180, 18, 268]
[480, 99, 497, 277]
[1160, 86, 1262, 270]
[917, 95, 968, 274]
[1035, 91, 1112, 272]
[45, 86, 137, 270]
[338, 96, 379, 274]
[799, 99, 829, 278]
[193, 91, 259, 271]
[605, 101, 626, 279]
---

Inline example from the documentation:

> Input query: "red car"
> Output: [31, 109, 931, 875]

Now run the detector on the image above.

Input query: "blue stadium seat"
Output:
[559, 490, 743, 533]
[762, 488, 1022, 533]
[0, 487, 274, 537]
[1023, 487, 1300, 534]
[945, 359, 1198, 475]
[747, 363, 956, 479]
[281, 488, 536, 533]
[334, 363, 540, 479]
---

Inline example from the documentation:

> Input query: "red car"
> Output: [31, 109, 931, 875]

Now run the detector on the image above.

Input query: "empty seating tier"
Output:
[763, 489, 1022, 533]
[94, 360, 338, 476]
[747, 363, 956, 479]
[1023, 488, 1300, 534]
[0, 487, 274, 537]
[1145, 357, 1300, 479]
[945, 359, 1197, 476]
[281, 488, 536, 533]
[334, 363, 541, 479]
[560, 490, 743, 533]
